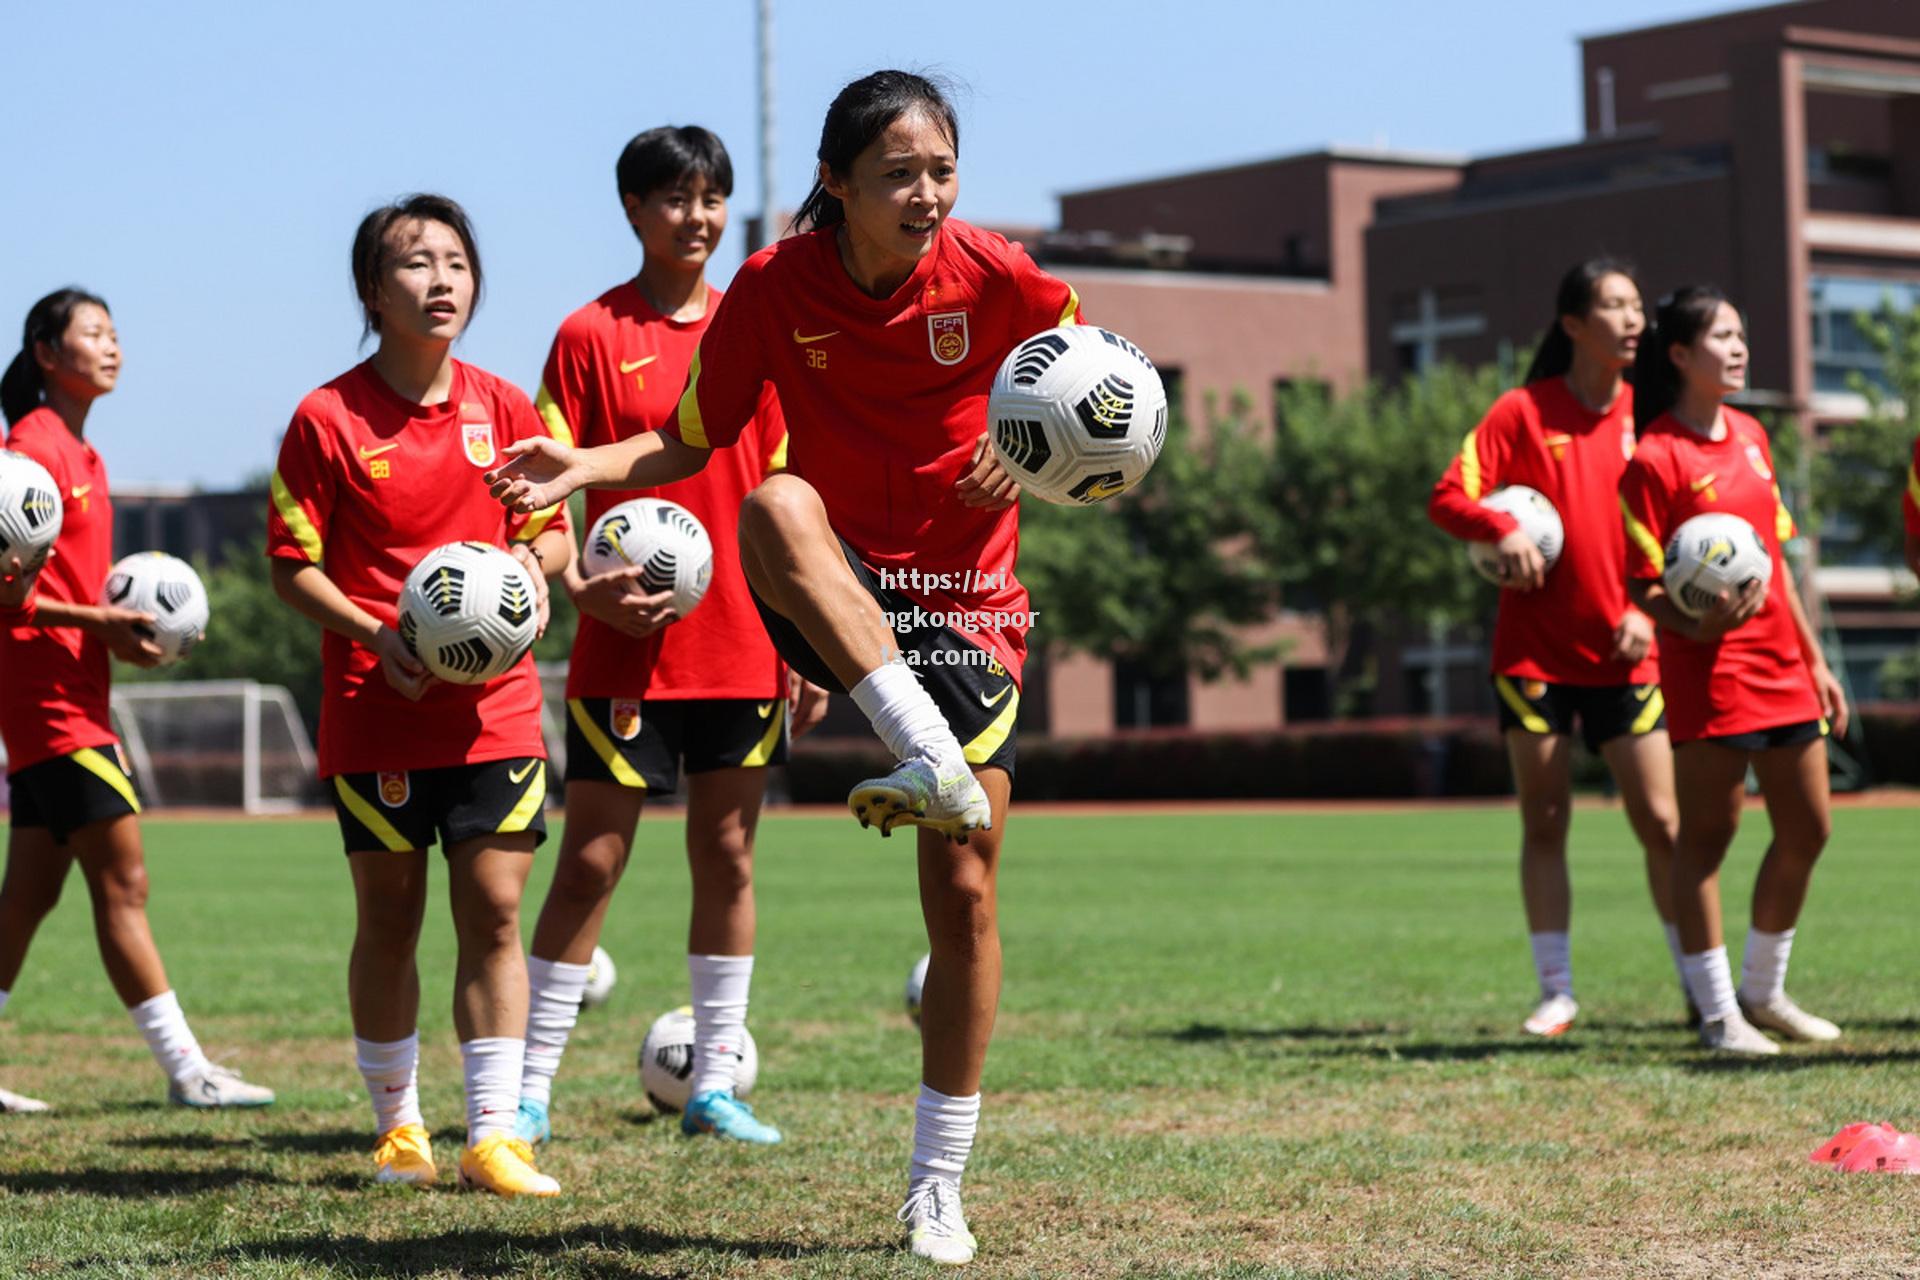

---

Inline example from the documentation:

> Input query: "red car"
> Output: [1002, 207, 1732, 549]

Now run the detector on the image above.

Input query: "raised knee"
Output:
[737, 475, 815, 543]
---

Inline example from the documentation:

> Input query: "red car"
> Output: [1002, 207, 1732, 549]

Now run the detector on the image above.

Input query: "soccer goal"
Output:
[109, 680, 319, 813]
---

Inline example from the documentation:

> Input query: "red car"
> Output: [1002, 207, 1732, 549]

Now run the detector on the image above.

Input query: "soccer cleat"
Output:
[898, 1177, 977, 1265]
[168, 1063, 275, 1108]
[1700, 1011, 1780, 1056]
[372, 1122, 437, 1186]
[1740, 993, 1841, 1043]
[848, 757, 991, 843]
[0, 1086, 50, 1114]
[458, 1134, 560, 1197]
[513, 1097, 551, 1146]
[681, 1090, 782, 1144]
[1522, 992, 1578, 1038]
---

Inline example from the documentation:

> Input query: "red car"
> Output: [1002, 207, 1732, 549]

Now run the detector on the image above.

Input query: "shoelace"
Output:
[897, 1180, 965, 1237]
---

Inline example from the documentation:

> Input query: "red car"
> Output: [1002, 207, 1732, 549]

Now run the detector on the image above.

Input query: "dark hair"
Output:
[1523, 257, 1638, 383]
[350, 193, 483, 339]
[2, 288, 111, 426]
[791, 70, 960, 233]
[616, 126, 734, 212]
[1632, 284, 1732, 433]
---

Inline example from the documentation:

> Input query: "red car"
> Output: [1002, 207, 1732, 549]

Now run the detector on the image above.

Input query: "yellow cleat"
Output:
[372, 1122, 437, 1186]
[458, 1134, 560, 1197]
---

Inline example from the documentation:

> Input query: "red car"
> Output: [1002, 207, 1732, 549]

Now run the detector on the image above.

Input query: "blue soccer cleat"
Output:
[512, 1097, 551, 1146]
[681, 1090, 782, 1144]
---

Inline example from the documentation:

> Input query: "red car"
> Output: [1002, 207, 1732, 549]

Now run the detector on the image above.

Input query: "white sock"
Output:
[1738, 927, 1795, 1006]
[1681, 946, 1738, 1023]
[520, 956, 590, 1109]
[1528, 931, 1572, 999]
[910, 1084, 981, 1188]
[128, 990, 211, 1084]
[461, 1037, 525, 1144]
[356, 1033, 423, 1135]
[688, 953, 754, 1098]
[850, 658, 964, 768]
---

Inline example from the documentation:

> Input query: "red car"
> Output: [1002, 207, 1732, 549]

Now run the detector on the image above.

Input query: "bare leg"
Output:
[1505, 731, 1573, 934]
[0, 827, 75, 992]
[737, 474, 897, 686]
[70, 816, 173, 1005]
[1747, 739, 1831, 933]
[1670, 743, 1750, 955]
[685, 767, 765, 956]
[916, 768, 1010, 1098]
[528, 782, 643, 965]
[346, 851, 429, 1043]
[1600, 730, 1680, 923]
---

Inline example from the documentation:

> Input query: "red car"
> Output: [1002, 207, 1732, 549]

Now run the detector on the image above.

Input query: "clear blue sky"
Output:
[3, 0, 1741, 489]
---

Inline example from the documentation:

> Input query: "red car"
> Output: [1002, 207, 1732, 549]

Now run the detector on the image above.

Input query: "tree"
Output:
[1811, 302, 1920, 566]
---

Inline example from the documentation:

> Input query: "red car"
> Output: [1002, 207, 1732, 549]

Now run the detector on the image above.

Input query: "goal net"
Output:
[107, 680, 319, 813]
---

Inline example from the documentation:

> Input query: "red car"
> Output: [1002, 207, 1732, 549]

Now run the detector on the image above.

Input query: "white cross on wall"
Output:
[1388, 288, 1487, 371]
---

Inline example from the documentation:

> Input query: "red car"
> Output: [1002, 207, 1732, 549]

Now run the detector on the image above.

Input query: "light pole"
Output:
[754, 0, 776, 251]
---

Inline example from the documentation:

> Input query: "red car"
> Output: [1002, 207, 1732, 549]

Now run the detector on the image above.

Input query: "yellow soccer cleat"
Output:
[372, 1122, 437, 1186]
[458, 1134, 560, 1197]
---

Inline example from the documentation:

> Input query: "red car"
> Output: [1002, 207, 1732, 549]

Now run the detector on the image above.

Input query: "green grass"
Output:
[3, 804, 1919, 1277]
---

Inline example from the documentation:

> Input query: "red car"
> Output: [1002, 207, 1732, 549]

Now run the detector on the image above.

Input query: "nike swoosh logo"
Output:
[384, 1085, 407, 1093]
[979, 684, 1012, 708]
[619, 356, 658, 374]
[793, 329, 840, 344]
[1635, 686, 1655, 702]
[359, 444, 400, 459]
[756, 702, 774, 717]
[71, 484, 92, 498]
[509, 760, 538, 784]
[1690, 474, 1717, 492]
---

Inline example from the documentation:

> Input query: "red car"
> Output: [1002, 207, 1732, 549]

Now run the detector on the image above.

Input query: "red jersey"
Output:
[1619, 409, 1819, 742]
[1904, 435, 1920, 537]
[665, 219, 1082, 683]
[1430, 379, 1658, 686]
[267, 360, 566, 777]
[538, 281, 787, 701]
[0, 408, 117, 772]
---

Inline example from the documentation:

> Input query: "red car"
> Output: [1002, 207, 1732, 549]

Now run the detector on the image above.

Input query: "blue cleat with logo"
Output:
[512, 1097, 550, 1146]
[681, 1090, 782, 1144]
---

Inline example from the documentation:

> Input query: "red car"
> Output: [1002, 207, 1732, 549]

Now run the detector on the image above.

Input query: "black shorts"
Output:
[564, 697, 789, 792]
[329, 758, 548, 855]
[8, 745, 142, 843]
[748, 537, 1020, 777]
[1492, 676, 1667, 753]
[1691, 719, 1828, 752]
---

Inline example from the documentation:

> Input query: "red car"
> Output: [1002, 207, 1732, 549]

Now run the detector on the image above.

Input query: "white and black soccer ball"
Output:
[1468, 486, 1566, 585]
[582, 498, 713, 618]
[396, 541, 538, 685]
[1662, 512, 1773, 619]
[988, 325, 1168, 506]
[580, 945, 616, 1011]
[637, 1004, 758, 1113]
[101, 552, 210, 664]
[904, 953, 929, 1026]
[0, 451, 63, 577]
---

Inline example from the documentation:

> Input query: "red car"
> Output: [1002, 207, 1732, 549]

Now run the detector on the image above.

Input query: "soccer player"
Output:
[1619, 285, 1846, 1056]
[1903, 433, 1920, 580]
[0, 288, 274, 1112]
[513, 126, 824, 1150]
[489, 70, 1075, 1264]
[1429, 260, 1686, 1038]
[268, 195, 573, 1192]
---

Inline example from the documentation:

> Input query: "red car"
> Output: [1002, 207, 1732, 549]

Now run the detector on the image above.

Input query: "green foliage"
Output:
[1811, 302, 1920, 565]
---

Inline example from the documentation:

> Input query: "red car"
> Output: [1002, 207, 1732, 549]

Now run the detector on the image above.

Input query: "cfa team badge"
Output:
[459, 402, 495, 468]
[378, 771, 410, 808]
[927, 311, 970, 366]
[1621, 424, 1637, 461]
[611, 699, 642, 742]
[1745, 442, 1773, 481]
[1544, 432, 1572, 462]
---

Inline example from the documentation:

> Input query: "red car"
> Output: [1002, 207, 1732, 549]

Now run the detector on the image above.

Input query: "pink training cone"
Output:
[1809, 1122, 1898, 1165]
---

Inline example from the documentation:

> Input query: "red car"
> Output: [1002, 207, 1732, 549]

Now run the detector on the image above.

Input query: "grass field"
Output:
[3, 804, 1919, 1278]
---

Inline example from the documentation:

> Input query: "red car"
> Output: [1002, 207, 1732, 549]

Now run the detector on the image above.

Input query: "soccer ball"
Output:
[637, 1004, 758, 1113]
[396, 541, 538, 685]
[1468, 486, 1565, 584]
[905, 953, 929, 1026]
[1662, 512, 1773, 619]
[0, 451, 62, 577]
[580, 946, 616, 1010]
[101, 552, 210, 664]
[581, 498, 713, 618]
[987, 325, 1168, 506]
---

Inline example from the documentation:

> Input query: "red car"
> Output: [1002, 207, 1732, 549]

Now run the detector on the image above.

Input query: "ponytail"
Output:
[1632, 285, 1729, 435]
[2, 288, 108, 426]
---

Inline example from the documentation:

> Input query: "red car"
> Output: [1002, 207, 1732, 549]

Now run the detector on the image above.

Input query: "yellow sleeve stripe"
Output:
[514, 501, 562, 543]
[962, 686, 1020, 765]
[1493, 677, 1552, 735]
[270, 468, 323, 564]
[1907, 460, 1920, 511]
[675, 349, 711, 449]
[1630, 687, 1667, 735]
[1620, 496, 1666, 574]
[741, 699, 786, 768]
[333, 776, 413, 852]
[71, 747, 141, 814]
[1056, 287, 1081, 327]
[497, 760, 547, 833]
[1770, 483, 1795, 542]
[766, 430, 789, 475]
[567, 699, 647, 788]
[534, 382, 575, 450]
[1459, 428, 1484, 501]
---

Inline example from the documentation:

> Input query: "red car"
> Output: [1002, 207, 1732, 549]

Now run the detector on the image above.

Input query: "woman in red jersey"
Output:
[1430, 260, 1686, 1040]
[1903, 435, 1920, 579]
[0, 289, 274, 1113]
[490, 71, 1078, 1263]
[268, 196, 572, 1193]
[1619, 285, 1847, 1056]
[512, 125, 825, 1150]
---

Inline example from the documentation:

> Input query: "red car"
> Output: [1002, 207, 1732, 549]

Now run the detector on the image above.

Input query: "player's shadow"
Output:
[0, 1165, 287, 1197]
[1146, 1022, 1577, 1061]
[1156, 1022, 1396, 1043]
[1682, 1047, 1920, 1074]
[109, 1132, 254, 1152]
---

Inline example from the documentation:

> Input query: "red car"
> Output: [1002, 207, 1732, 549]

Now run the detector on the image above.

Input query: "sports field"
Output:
[2, 804, 1917, 1278]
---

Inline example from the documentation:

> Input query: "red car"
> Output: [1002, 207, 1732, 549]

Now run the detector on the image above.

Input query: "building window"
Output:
[1113, 659, 1189, 729]
[1810, 275, 1920, 394]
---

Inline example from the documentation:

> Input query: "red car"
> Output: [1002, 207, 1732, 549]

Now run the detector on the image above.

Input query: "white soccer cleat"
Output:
[1522, 992, 1578, 1038]
[0, 1086, 50, 1114]
[898, 1177, 977, 1265]
[1740, 993, 1841, 1043]
[168, 1062, 275, 1108]
[1700, 1011, 1780, 1056]
[849, 757, 991, 843]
